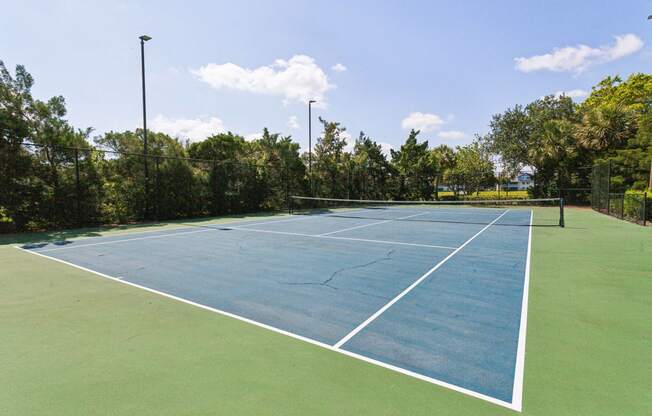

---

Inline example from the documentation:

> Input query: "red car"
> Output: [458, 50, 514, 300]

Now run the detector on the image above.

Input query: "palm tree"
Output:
[528, 119, 577, 194]
[575, 106, 636, 151]
[431, 144, 455, 200]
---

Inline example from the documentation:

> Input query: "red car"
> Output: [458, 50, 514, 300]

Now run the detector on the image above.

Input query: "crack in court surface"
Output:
[277, 248, 396, 290]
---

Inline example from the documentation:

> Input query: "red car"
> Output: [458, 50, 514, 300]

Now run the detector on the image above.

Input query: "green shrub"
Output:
[435, 190, 529, 201]
[623, 190, 652, 222]
[465, 190, 529, 200]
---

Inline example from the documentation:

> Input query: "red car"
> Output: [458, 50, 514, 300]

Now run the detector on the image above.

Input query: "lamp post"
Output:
[139, 35, 152, 218]
[648, 16, 652, 189]
[308, 99, 316, 195]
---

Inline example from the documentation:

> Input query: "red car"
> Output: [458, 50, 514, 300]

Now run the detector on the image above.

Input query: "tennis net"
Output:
[289, 196, 565, 227]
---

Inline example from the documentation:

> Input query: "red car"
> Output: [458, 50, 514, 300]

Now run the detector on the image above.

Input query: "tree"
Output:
[351, 132, 392, 199]
[249, 128, 306, 209]
[4, 60, 652, 231]
[188, 132, 246, 161]
[529, 119, 577, 195]
[390, 129, 436, 200]
[312, 117, 348, 197]
[97, 130, 200, 221]
[0, 61, 38, 230]
[1, 61, 98, 228]
[581, 74, 652, 113]
[447, 143, 494, 196]
[483, 95, 579, 196]
[575, 106, 636, 151]
[431, 144, 455, 199]
[578, 73, 652, 191]
[600, 110, 652, 191]
[483, 105, 531, 173]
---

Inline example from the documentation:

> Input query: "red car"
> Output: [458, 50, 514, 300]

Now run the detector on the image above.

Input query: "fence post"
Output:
[620, 195, 624, 219]
[559, 197, 565, 228]
[558, 187, 563, 204]
[284, 164, 289, 209]
[347, 164, 351, 199]
[590, 166, 595, 209]
[144, 154, 149, 221]
[212, 159, 218, 215]
[74, 148, 81, 227]
[606, 160, 611, 215]
[155, 156, 160, 221]
[644, 192, 648, 226]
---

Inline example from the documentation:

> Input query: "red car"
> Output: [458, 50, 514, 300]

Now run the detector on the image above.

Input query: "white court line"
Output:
[31, 210, 455, 253]
[33, 215, 315, 252]
[318, 211, 433, 236]
[333, 209, 510, 349]
[36, 228, 217, 252]
[227, 226, 457, 250]
[510, 210, 534, 412]
[31, 208, 382, 253]
[14, 245, 520, 411]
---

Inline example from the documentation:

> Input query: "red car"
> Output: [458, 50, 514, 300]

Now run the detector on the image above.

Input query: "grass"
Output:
[1, 208, 650, 415]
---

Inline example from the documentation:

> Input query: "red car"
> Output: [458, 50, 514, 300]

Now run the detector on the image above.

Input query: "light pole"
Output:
[648, 16, 652, 189]
[308, 99, 316, 195]
[139, 35, 152, 218]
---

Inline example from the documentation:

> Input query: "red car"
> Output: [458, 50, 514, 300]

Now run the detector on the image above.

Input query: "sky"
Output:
[2, 0, 652, 155]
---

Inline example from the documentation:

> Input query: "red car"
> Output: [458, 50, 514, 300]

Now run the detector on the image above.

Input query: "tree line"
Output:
[1, 60, 651, 232]
[482, 74, 652, 196]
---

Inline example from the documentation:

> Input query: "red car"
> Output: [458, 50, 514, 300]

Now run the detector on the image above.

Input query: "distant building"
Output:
[497, 172, 533, 191]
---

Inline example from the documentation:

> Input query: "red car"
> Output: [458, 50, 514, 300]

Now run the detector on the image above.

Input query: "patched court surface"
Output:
[20, 206, 534, 410]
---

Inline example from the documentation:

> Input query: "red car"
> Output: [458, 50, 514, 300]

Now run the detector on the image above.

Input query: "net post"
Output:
[288, 196, 293, 214]
[559, 198, 565, 228]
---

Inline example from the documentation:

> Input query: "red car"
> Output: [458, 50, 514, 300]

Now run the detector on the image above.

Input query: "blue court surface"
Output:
[21, 206, 533, 410]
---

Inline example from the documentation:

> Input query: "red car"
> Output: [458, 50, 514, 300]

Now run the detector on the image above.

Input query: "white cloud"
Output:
[332, 63, 347, 72]
[437, 130, 467, 140]
[151, 115, 225, 142]
[553, 89, 589, 99]
[192, 54, 334, 105]
[515, 34, 643, 73]
[287, 115, 300, 129]
[401, 112, 445, 132]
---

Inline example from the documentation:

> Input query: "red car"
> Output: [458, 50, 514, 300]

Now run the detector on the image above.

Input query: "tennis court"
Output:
[18, 199, 550, 411]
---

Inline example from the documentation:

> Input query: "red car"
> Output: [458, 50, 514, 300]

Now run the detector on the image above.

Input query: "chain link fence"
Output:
[0, 142, 304, 233]
[591, 160, 650, 225]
